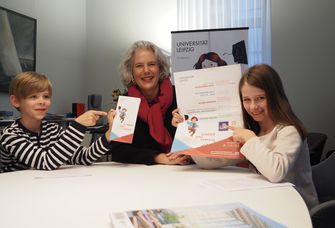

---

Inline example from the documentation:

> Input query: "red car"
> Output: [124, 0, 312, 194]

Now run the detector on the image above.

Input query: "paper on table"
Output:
[110, 202, 286, 228]
[34, 167, 92, 179]
[110, 96, 140, 143]
[200, 174, 293, 192]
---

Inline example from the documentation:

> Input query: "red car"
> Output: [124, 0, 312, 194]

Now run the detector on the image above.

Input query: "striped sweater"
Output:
[0, 119, 111, 172]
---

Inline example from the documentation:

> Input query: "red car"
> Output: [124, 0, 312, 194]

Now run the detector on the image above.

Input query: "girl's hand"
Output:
[171, 108, 184, 127]
[229, 126, 256, 144]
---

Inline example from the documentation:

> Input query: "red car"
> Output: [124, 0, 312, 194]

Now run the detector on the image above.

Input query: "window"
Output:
[177, 0, 271, 65]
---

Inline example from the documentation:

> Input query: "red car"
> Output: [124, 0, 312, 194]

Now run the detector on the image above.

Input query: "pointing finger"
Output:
[228, 126, 235, 130]
[91, 110, 107, 116]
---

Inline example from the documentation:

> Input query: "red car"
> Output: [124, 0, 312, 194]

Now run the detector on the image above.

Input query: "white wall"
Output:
[1, 0, 333, 154]
[0, 0, 86, 116]
[0, 0, 177, 115]
[85, 0, 177, 111]
[272, 0, 335, 153]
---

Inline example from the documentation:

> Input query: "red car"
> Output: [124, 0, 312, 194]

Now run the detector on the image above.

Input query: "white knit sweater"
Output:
[241, 125, 319, 209]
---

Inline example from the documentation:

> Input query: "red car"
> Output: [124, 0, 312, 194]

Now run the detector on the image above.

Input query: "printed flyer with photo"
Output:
[171, 64, 243, 159]
[110, 96, 140, 143]
[110, 202, 286, 228]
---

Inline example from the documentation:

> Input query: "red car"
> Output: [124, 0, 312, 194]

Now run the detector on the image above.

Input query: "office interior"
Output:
[0, 0, 334, 154]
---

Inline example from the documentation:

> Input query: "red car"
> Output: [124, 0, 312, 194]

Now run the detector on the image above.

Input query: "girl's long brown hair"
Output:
[239, 64, 307, 140]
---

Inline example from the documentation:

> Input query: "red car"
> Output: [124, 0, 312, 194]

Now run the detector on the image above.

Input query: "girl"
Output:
[230, 64, 318, 210]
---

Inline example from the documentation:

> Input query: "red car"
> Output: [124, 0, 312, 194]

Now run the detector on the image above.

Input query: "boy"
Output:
[0, 71, 115, 172]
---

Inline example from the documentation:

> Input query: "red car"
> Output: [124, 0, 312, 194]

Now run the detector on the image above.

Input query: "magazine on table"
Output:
[171, 64, 244, 159]
[110, 95, 140, 143]
[110, 202, 286, 228]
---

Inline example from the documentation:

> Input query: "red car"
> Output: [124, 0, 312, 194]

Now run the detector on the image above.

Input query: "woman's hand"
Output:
[105, 109, 116, 142]
[229, 126, 256, 144]
[171, 108, 184, 127]
[106, 109, 116, 127]
[154, 152, 190, 165]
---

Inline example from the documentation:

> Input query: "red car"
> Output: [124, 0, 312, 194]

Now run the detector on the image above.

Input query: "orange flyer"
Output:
[177, 136, 245, 159]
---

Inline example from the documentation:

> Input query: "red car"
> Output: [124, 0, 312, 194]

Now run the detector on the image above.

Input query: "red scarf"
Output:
[128, 78, 173, 151]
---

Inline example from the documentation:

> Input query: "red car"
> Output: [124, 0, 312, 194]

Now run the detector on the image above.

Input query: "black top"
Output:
[110, 89, 177, 165]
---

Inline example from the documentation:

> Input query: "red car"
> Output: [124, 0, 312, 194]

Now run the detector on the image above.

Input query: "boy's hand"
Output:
[75, 110, 107, 127]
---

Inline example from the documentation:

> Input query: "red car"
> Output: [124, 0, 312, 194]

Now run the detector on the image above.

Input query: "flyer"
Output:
[171, 64, 243, 158]
[110, 202, 286, 228]
[110, 95, 140, 143]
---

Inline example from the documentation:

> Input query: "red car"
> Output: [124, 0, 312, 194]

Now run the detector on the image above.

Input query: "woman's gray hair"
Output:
[119, 40, 171, 88]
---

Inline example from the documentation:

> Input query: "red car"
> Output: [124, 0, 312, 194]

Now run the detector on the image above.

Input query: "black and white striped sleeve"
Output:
[1, 122, 86, 170]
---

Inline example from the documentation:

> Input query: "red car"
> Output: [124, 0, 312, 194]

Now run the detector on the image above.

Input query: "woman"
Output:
[110, 41, 189, 165]
[230, 64, 318, 210]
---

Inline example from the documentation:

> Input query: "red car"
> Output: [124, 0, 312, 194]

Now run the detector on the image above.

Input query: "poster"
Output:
[171, 27, 248, 77]
[170, 64, 243, 159]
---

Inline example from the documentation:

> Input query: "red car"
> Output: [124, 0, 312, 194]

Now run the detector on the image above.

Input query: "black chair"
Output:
[324, 149, 335, 160]
[87, 125, 108, 144]
[310, 200, 335, 228]
[307, 132, 327, 165]
[311, 152, 335, 227]
[312, 152, 335, 203]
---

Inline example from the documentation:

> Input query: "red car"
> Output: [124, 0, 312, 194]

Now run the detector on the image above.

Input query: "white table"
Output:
[0, 163, 312, 228]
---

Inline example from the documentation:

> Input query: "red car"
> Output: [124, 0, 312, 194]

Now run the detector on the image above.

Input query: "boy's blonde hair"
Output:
[9, 71, 52, 99]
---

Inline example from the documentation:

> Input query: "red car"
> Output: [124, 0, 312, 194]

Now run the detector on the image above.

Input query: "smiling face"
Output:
[11, 90, 51, 123]
[132, 48, 160, 100]
[241, 82, 269, 124]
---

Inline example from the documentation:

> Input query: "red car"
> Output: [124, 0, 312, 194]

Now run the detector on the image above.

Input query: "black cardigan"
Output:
[110, 90, 177, 165]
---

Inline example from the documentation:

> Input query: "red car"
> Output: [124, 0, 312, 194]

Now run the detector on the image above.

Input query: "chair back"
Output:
[312, 152, 335, 203]
[307, 132, 327, 165]
[310, 200, 335, 228]
[87, 94, 102, 110]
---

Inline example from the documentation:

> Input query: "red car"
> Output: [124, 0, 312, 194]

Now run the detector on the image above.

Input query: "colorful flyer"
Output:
[171, 64, 244, 158]
[110, 202, 286, 228]
[110, 96, 140, 143]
